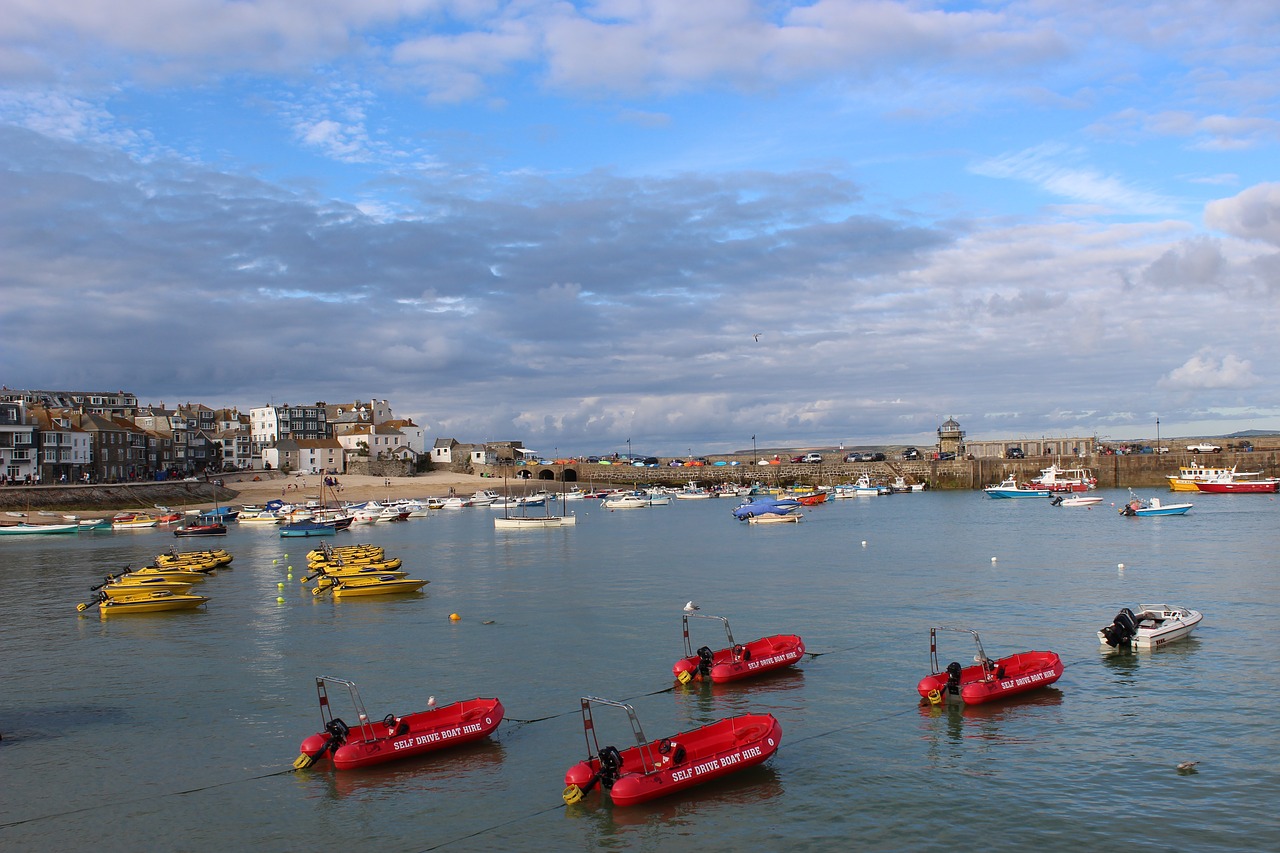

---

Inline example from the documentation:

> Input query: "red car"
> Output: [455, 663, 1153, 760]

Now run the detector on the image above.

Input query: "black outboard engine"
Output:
[1100, 608, 1138, 646]
[1051, 495, 1064, 506]
[945, 661, 963, 695]
[324, 717, 351, 745]
[697, 646, 715, 676]
[596, 745, 624, 789]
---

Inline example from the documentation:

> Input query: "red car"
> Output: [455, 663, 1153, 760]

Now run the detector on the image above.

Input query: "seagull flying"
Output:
[753, 333, 761, 342]
[684, 601, 700, 612]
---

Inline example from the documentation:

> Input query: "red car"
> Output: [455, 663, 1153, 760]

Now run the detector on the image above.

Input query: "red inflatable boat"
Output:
[295, 677, 503, 771]
[672, 612, 805, 684]
[562, 696, 781, 807]
[916, 627, 1063, 706]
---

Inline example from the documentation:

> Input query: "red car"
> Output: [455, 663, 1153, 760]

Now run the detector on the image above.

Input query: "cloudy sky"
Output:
[2, 1, 1278, 455]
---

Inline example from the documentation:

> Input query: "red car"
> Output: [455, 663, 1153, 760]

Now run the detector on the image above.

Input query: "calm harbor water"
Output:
[2, 490, 1277, 851]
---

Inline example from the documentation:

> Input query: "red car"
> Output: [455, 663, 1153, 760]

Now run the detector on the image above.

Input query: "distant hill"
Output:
[1225, 430, 1280, 437]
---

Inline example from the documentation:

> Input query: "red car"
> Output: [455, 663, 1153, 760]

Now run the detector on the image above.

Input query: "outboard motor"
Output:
[596, 745, 624, 789]
[294, 717, 351, 770]
[1101, 608, 1138, 646]
[1051, 495, 1064, 506]
[696, 646, 715, 676]
[945, 661, 963, 695]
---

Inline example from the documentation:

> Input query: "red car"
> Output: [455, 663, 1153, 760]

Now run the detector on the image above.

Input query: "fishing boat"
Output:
[1098, 605, 1203, 649]
[1119, 490, 1192, 516]
[294, 677, 504, 771]
[917, 626, 1063, 706]
[1166, 461, 1248, 491]
[1193, 474, 1280, 493]
[1050, 494, 1104, 507]
[0, 521, 81, 535]
[672, 612, 805, 684]
[982, 477, 1051, 499]
[78, 589, 210, 615]
[1028, 464, 1097, 492]
[562, 696, 781, 807]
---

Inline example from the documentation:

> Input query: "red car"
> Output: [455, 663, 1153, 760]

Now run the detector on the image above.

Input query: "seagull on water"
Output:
[1176, 760, 1199, 773]
[684, 601, 700, 612]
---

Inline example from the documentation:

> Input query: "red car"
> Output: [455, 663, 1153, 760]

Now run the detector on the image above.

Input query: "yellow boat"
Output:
[101, 578, 194, 597]
[308, 565, 408, 582]
[156, 549, 233, 567]
[79, 590, 210, 615]
[313, 575, 429, 597]
[307, 546, 384, 562]
[1166, 462, 1250, 491]
[307, 556, 403, 572]
[126, 567, 212, 583]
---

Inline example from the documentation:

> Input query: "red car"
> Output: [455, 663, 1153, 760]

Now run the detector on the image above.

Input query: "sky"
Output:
[2, 1, 1279, 456]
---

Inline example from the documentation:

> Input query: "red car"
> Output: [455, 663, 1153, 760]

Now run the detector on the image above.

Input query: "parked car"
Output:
[789, 455, 806, 463]
[801, 452, 823, 463]
[937, 451, 957, 460]
[1006, 447, 1025, 459]
[1186, 443, 1222, 453]
[901, 447, 920, 460]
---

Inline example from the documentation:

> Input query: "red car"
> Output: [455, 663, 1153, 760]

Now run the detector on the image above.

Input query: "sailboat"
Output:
[494, 471, 577, 529]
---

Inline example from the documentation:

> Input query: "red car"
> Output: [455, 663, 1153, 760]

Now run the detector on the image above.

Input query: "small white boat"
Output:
[603, 493, 647, 509]
[1050, 494, 1103, 507]
[1098, 605, 1203, 649]
[983, 477, 1050, 499]
[494, 515, 577, 529]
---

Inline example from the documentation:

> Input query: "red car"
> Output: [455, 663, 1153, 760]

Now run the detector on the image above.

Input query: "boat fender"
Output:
[696, 646, 715, 676]
[945, 661, 963, 695]
[927, 689, 942, 705]
[597, 746, 624, 790]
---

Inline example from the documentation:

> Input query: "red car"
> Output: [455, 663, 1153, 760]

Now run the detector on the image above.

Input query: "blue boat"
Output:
[731, 497, 802, 520]
[279, 519, 338, 537]
[1119, 491, 1192, 517]
[982, 476, 1051, 499]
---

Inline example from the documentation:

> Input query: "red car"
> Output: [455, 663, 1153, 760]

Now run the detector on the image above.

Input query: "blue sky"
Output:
[2, 1, 1278, 455]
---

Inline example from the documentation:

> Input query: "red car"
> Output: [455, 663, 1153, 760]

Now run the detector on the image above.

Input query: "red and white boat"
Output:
[1028, 464, 1097, 492]
[672, 611, 805, 684]
[562, 696, 781, 807]
[1193, 473, 1280, 493]
[295, 677, 503, 771]
[917, 627, 1063, 706]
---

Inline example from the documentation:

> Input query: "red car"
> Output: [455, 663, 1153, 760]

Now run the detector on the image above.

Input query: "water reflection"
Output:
[299, 741, 508, 800]
[562, 764, 784, 830]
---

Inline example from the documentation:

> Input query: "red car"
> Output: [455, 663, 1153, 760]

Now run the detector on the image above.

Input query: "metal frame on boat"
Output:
[672, 612, 805, 684]
[295, 676, 504, 771]
[562, 696, 781, 807]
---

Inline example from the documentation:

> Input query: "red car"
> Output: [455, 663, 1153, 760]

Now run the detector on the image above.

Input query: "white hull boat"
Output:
[1051, 494, 1103, 507]
[1098, 605, 1202, 648]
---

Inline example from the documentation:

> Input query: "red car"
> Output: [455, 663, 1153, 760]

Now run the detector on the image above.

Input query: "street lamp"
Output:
[752, 435, 757, 463]
[1156, 417, 1160, 452]
[627, 438, 631, 461]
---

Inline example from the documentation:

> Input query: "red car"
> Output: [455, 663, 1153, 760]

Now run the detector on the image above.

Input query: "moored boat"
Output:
[731, 496, 801, 520]
[111, 512, 160, 529]
[1193, 475, 1280, 494]
[312, 574, 428, 597]
[79, 589, 210, 615]
[1119, 490, 1192, 516]
[672, 612, 805, 684]
[1050, 494, 1104, 507]
[917, 626, 1063, 706]
[1029, 464, 1097, 492]
[1166, 461, 1250, 491]
[0, 521, 81, 535]
[294, 677, 504, 771]
[562, 696, 781, 807]
[983, 477, 1051, 499]
[1098, 605, 1203, 649]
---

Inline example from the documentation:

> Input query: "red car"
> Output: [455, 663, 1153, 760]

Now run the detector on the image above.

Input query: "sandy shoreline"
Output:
[224, 471, 503, 507]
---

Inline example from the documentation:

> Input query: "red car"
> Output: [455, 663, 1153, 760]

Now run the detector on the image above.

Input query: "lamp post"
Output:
[627, 438, 631, 461]
[752, 435, 757, 463]
[1156, 417, 1160, 453]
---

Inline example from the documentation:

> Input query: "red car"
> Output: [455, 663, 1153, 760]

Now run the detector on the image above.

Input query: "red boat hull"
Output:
[917, 651, 1063, 705]
[299, 697, 504, 770]
[1194, 480, 1280, 493]
[564, 713, 781, 806]
[672, 634, 805, 683]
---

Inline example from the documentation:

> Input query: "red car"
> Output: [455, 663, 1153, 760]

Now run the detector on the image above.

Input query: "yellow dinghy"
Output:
[79, 590, 210, 615]
[125, 567, 212, 583]
[307, 565, 408, 583]
[307, 556, 403, 572]
[313, 575, 429, 597]
[157, 548, 233, 567]
[307, 545, 384, 562]
[99, 576, 195, 597]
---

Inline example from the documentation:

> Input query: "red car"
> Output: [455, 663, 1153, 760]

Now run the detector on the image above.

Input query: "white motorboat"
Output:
[602, 493, 647, 509]
[494, 515, 577, 529]
[1050, 494, 1104, 507]
[470, 490, 500, 506]
[1098, 605, 1203, 648]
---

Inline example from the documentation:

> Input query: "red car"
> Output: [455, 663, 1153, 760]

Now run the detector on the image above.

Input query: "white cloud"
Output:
[971, 143, 1180, 215]
[1158, 351, 1258, 390]
[1205, 183, 1280, 247]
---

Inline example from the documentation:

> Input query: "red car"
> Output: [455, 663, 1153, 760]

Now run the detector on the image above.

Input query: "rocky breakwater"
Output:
[0, 480, 238, 514]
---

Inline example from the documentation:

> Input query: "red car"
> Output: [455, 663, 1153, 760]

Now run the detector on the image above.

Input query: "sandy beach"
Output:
[223, 470, 501, 507]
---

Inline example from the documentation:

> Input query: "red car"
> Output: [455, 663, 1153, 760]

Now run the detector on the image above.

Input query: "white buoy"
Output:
[861, 540, 867, 547]
[991, 557, 998, 563]
[1118, 563, 1125, 570]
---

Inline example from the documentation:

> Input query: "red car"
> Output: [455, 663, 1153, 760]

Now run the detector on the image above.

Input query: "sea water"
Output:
[2, 490, 1277, 852]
